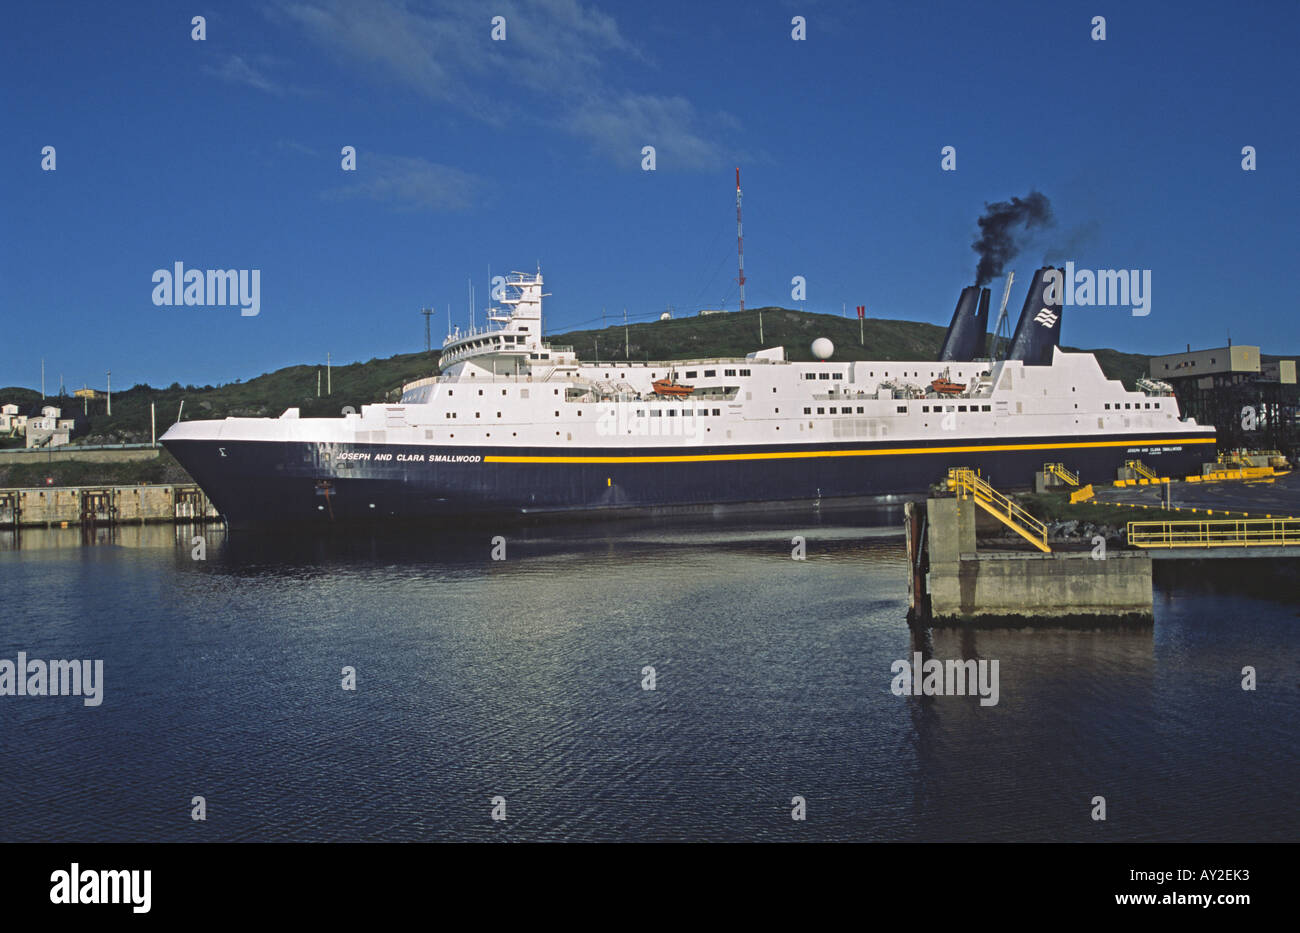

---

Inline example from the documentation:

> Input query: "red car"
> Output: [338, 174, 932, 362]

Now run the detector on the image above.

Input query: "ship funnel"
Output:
[1006, 266, 1063, 365]
[937, 286, 984, 361]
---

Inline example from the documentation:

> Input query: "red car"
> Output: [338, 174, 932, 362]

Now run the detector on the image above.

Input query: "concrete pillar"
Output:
[927, 496, 976, 563]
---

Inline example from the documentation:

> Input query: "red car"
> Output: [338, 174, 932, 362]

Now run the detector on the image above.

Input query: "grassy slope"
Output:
[0, 449, 195, 489]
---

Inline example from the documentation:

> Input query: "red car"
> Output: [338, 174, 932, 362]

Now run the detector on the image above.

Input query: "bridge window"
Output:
[725, 369, 737, 376]
[832, 373, 843, 380]
[740, 369, 751, 376]
[818, 373, 830, 380]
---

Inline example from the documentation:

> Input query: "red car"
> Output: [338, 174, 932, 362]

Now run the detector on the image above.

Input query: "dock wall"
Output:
[928, 551, 1153, 622]
[922, 497, 1153, 624]
[0, 484, 219, 527]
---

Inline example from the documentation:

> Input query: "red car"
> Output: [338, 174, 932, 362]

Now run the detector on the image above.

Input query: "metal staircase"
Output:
[946, 467, 1051, 553]
[1126, 459, 1159, 481]
[1042, 462, 1079, 486]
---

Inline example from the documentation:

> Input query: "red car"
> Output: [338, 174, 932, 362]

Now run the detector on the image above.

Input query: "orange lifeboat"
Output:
[930, 378, 965, 396]
[652, 378, 694, 398]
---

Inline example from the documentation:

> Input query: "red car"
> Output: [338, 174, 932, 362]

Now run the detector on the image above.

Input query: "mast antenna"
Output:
[991, 270, 1016, 362]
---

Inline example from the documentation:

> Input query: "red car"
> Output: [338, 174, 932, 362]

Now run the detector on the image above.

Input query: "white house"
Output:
[20, 404, 73, 448]
[1, 403, 28, 433]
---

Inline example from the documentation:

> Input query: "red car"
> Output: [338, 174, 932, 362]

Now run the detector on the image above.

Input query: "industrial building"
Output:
[1150, 344, 1299, 458]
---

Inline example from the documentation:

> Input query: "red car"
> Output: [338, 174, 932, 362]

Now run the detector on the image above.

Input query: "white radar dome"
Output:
[811, 338, 834, 360]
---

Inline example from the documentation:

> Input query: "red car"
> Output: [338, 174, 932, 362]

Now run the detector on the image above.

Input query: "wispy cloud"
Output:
[272, 0, 733, 169]
[568, 93, 724, 169]
[206, 54, 288, 95]
[322, 153, 484, 212]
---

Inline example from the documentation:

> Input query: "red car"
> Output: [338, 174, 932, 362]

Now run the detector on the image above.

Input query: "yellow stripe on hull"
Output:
[485, 436, 1217, 465]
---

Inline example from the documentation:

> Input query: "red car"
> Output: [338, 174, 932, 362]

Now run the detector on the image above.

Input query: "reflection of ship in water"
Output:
[0, 521, 219, 553]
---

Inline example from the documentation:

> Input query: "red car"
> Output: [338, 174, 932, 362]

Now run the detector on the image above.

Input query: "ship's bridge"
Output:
[438, 271, 560, 373]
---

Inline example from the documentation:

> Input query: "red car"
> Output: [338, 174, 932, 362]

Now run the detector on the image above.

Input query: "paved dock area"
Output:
[1091, 471, 1300, 518]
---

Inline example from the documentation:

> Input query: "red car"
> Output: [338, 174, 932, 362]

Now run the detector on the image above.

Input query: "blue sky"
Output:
[3, 0, 1296, 391]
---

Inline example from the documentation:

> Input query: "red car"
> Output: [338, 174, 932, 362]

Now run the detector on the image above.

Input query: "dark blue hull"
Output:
[164, 430, 1217, 529]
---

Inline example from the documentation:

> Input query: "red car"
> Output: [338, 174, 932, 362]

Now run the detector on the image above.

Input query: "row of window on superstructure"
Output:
[440, 407, 724, 420]
[800, 403, 995, 415]
[635, 408, 723, 418]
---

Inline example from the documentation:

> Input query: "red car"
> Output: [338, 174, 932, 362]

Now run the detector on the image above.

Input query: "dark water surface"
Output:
[2, 511, 1297, 842]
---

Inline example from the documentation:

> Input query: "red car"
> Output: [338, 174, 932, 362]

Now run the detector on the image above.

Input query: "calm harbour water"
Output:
[1, 510, 1297, 842]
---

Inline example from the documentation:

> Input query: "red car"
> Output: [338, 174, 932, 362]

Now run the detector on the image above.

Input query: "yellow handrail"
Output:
[1126, 460, 1159, 481]
[1043, 462, 1079, 486]
[1127, 518, 1300, 548]
[947, 467, 1051, 552]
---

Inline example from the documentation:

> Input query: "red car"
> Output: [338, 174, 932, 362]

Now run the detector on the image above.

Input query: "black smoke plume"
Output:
[972, 191, 1053, 287]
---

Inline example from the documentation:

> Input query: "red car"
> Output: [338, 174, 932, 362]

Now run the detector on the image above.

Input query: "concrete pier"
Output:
[0, 483, 219, 527]
[913, 497, 1153, 625]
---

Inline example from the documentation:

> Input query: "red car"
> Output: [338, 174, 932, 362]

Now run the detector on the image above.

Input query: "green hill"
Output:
[0, 307, 1154, 446]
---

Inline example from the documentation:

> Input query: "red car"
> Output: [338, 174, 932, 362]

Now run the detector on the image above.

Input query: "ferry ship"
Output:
[162, 268, 1216, 527]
